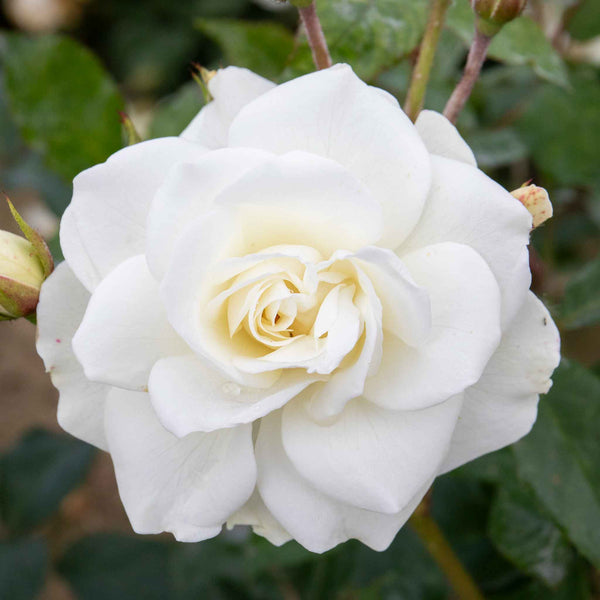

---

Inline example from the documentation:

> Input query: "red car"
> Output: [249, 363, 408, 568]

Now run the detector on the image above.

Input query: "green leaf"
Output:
[431, 475, 521, 593]
[345, 530, 449, 600]
[568, 0, 600, 41]
[149, 81, 204, 139]
[0, 538, 48, 600]
[560, 257, 600, 330]
[0, 429, 95, 533]
[446, 3, 569, 87]
[513, 361, 600, 568]
[196, 19, 295, 80]
[286, 0, 428, 82]
[516, 71, 600, 188]
[1, 33, 124, 183]
[494, 562, 592, 600]
[464, 128, 528, 168]
[489, 486, 573, 587]
[58, 534, 174, 600]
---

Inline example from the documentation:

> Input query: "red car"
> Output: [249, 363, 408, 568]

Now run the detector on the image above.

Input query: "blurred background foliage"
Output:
[0, 0, 599, 598]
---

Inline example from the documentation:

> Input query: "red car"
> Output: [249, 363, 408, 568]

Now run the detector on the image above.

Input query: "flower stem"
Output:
[443, 28, 492, 124]
[404, 0, 451, 122]
[298, 2, 332, 70]
[409, 495, 485, 600]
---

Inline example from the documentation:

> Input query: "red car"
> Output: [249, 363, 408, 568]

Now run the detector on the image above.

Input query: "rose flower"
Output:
[36, 65, 559, 552]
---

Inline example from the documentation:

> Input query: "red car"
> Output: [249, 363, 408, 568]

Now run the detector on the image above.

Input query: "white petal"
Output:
[282, 395, 462, 513]
[36, 262, 109, 450]
[215, 151, 383, 256]
[72, 255, 188, 391]
[229, 64, 431, 248]
[415, 110, 477, 167]
[354, 246, 431, 346]
[148, 354, 316, 436]
[181, 66, 275, 148]
[227, 491, 291, 546]
[146, 147, 272, 280]
[59, 206, 101, 291]
[440, 292, 560, 473]
[364, 242, 502, 411]
[105, 388, 256, 542]
[257, 411, 433, 553]
[401, 155, 532, 327]
[63, 138, 206, 291]
[303, 263, 383, 421]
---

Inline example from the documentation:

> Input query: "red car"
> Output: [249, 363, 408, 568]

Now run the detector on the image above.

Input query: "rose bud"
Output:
[0, 230, 46, 319]
[511, 183, 553, 228]
[0, 198, 53, 320]
[472, 0, 528, 36]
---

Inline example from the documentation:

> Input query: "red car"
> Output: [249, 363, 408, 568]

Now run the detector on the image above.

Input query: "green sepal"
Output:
[5, 196, 54, 278]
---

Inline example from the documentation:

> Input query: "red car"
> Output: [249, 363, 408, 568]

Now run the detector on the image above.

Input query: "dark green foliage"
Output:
[0, 429, 95, 533]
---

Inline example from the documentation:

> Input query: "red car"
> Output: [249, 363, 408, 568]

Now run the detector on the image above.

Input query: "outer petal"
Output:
[415, 110, 477, 167]
[36, 262, 109, 450]
[105, 388, 256, 542]
[148, 354, 316, 436]
[227, 491, 291, 546]
[229, 64, 431, 248]
[440, 292, 560, 473]
[257, 411, 432, 553]
[214, 151, 383, 256]
[63, 138, 206, 291]
[282, 395, 462, 514]
[181, 66, 275, 148]
[146, 147, 272, 280]
[363, 242, 502, 411]
[72, 255, 188, 391]
[401, 155, 532, 327]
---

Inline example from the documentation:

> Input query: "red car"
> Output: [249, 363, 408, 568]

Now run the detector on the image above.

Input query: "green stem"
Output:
[443, 28, 492, 124]
[297, 2, 332, 70]
[409, 497, 486, 600]
[404, 0, 451, 122]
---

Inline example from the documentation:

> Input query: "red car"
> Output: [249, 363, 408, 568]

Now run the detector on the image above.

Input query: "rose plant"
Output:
[36, 64, 560, 553]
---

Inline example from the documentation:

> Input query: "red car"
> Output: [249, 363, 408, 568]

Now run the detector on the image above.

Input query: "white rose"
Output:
[36, 64, 560, 552]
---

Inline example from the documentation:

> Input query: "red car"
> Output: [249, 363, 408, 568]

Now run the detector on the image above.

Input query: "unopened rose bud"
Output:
[0, 198, 54, 320]
[0, 230, 45, 319]
[472, 0, 528, 36]
[511, 183, 553, 228]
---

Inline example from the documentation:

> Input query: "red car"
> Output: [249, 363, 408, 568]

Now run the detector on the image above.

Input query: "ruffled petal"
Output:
[302, 261, 383, 421]
[148, 354, 316, 436]
[282, 395, 462, 513]
[214, 151, 383, 256]
[440, 292, 560, 473]
[227, 491, 291, 546]
[72, 255, 188, 391]
[105, 388, 256, 542]
[354, 246, 431, 346]
[401, 155, 532, 327]
[63, 138, 206, 291]
[229, 64, 431, 248]
[256, 411, 432, 553]
[146, 147, 272, 280]
[181, 66, 275, 148]
[415, 110, 477, 166]
[363, 242, 502, 411]
[36, 262, 109, 450]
